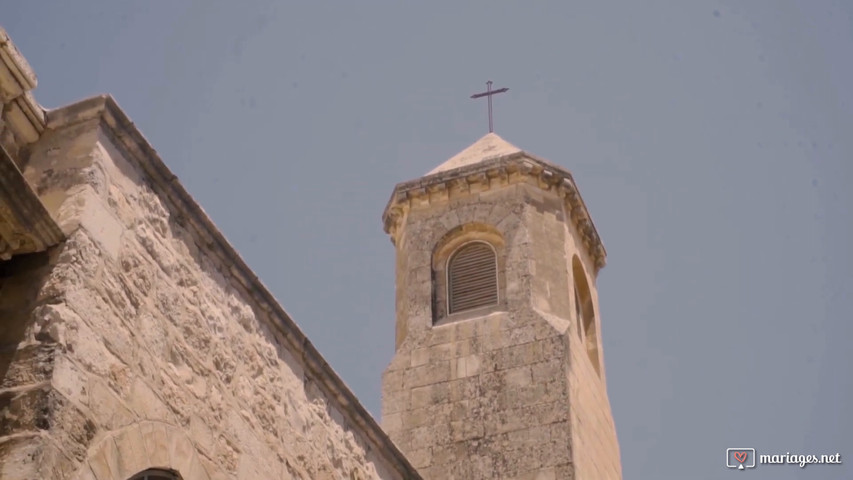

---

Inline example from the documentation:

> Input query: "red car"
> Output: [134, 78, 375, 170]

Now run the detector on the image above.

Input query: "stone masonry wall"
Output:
[567, 335, 622, 480]
[0, 97, 419, 480]
[382, 171, 623, 479]
[562, 215, 622, 480]
[382, 183, 581, 479]
[0, 249, 75, 480]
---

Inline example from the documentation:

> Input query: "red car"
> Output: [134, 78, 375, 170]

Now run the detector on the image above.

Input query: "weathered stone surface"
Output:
[0, 25, 623, 480]
[381, 135, 622, 479]
[0, 145, 64, 259]
[0, 31, 420, 478]
[0, 344, 55, 389]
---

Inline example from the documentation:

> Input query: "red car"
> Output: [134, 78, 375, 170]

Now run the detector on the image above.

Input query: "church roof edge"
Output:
[42, 94, 425, 480]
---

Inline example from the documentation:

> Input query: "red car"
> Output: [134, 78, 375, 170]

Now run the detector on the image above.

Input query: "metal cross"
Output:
[470, 81, 509, 133]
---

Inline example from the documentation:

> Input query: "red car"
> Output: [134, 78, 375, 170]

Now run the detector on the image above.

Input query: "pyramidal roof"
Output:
[428, 132, 522, 175]
[385, 131, 606, 271]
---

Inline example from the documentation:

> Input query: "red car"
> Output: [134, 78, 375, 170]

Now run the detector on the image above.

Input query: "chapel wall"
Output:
[0, 97, 420, 480]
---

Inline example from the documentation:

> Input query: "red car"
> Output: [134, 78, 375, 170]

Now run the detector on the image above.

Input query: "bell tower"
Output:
[380, 133, 622, 479]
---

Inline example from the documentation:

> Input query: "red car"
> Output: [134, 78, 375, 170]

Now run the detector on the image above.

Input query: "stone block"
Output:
[382, 412, 402, 433]
[503, 365, 533, 388]
[126, 377, 173, 422]
[449, 400, 471, 422]
[70, 465, 99, 480]
[381, 389, 410, 415]
[447, 378, 479, 402]
[403, 360, 451, 388]
[139, 421, 170, 469]
[450, 419, 483, 442]
[0, 435, 47, 480]
[531, 359, 564, 384]
[382, 368, 405, 392]
[410, 347, 431, 367]
[114, 426, 150, 478]
[0, 386, 50, 436]
[491, 341, 545, 371]
[87, 378, 136, 430]
[483, 402, 567, 436]
[51, 354, 88, 406]
[0, 344, 55, 389]
[455, 353, 481, 378]
[87, 436, 120, 480]
[406, 447, 432, 469]
[411, 381, 450, 410]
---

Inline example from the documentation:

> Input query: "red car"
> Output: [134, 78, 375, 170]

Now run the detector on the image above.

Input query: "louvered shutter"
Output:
[448, 242, 498, 314]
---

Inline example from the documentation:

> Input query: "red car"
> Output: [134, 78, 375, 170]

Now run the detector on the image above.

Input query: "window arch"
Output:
[572, 255, 600, 375]
[447, 241, 499, 314]
[431, 223, 506, 324]
[128, 469, 182, 480]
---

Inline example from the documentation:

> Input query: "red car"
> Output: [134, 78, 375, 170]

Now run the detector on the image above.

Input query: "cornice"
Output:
[383, 151, 607, 272]
[0, 28, 37, 102]
[0, 28, 46, 157]
[44, 94, 423, 480]
[0, 28, 63, 259]
[0, 143, 64, 259]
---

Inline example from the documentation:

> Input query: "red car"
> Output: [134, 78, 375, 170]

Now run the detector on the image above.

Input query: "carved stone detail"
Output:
[383, 152, 607, 272]
[0, 28, 46, 165]
[0, 144, 64, 259]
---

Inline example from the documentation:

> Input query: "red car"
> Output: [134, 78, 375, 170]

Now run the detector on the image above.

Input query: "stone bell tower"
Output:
[380, 133, 622, 479]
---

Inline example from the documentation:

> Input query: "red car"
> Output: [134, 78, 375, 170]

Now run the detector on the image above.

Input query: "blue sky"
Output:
[5, 1, 852, 478]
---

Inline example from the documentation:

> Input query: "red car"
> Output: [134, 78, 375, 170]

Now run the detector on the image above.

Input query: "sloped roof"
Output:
[384, 132, 608, 273]
[427, 132, 521, 175]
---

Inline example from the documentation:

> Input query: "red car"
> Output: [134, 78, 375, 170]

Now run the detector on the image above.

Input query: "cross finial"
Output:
[470, 80, 509, 133]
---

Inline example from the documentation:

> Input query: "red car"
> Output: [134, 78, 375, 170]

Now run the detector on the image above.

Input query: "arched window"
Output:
[572, 255, 600, 375]
[447, 241, 499, 314]
[431, 224, 506, 324]
[128, 469, 181, 480]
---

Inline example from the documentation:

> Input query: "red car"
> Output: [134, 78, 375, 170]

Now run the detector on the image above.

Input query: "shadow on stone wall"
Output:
[0, 248, 85, 478]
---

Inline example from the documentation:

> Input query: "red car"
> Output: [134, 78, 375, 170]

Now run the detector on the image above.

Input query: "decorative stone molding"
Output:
[383, 151, 607, 272]
[0, 28, 46, 162]
[0, 26, 59, 259]
[0, 143, 64, 259]
[0, 28, 37, 102]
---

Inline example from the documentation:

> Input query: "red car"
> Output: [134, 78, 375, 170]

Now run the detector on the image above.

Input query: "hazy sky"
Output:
[4, 2, 851, 478]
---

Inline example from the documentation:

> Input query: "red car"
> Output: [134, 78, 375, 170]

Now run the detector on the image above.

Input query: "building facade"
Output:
[381, 133, 622, 479]
[0, 28, 419, 480]
[0, 26, 621, 480]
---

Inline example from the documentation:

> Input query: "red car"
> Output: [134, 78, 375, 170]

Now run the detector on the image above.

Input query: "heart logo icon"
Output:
[734, 451, 748, 464]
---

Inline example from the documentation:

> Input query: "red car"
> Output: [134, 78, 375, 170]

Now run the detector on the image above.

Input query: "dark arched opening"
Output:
[128, 469, 182, 480]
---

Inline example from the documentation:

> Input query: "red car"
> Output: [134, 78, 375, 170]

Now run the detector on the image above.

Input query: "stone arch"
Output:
[128, 469, 183, 480]
[572, 255, 600, 375]
[70, 421, 212, 480]
[432, 223, 506, 324]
